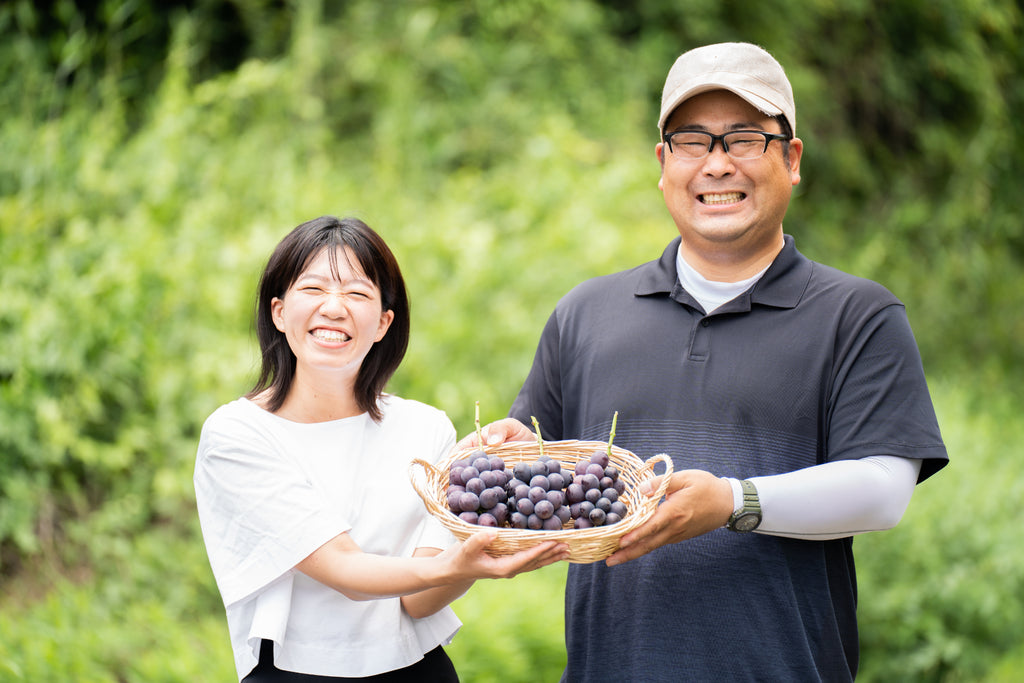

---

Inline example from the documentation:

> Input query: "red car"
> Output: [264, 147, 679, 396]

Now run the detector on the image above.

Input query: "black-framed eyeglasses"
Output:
[662, 130, 790, 160]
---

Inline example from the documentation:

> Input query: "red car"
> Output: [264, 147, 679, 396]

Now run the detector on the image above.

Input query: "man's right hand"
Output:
[454, 418, 533, 451]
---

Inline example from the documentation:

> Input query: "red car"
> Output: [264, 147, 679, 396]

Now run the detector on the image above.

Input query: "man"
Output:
[468, 43, 947, 681]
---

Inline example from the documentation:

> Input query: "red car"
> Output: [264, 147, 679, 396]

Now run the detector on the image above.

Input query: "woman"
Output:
[194, 216, 567, 682]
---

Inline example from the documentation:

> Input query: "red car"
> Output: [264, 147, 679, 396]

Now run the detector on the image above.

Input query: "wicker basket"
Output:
[410, 440, 673, 564]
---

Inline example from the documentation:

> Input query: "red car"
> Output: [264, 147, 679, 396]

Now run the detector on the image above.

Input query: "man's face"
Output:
[656, 90, 802, 266]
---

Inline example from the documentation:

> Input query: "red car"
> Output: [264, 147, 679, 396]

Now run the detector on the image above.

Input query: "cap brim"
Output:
[659, 83, 784, 132]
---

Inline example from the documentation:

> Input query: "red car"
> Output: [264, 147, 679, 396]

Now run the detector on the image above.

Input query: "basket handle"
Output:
[408, 458, 439, 505]
[639, 453, 674, 501]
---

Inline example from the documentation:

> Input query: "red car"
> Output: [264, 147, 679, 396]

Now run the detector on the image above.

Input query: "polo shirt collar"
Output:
[634, 234, 811, 311]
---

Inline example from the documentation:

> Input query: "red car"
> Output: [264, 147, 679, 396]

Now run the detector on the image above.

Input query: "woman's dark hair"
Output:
[246, 216, 410, 422]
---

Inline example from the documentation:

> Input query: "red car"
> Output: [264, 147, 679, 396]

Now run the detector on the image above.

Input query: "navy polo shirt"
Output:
[510, 235, 947, 682]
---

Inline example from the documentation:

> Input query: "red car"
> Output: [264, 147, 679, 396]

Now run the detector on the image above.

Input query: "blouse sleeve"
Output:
[194, 407, 350, 607]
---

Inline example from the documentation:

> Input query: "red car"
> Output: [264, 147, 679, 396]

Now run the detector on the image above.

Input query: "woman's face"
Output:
[271, 246, 394, 387]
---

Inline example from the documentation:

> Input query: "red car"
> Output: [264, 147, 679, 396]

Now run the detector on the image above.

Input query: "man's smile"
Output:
[699, 191, 746, 205]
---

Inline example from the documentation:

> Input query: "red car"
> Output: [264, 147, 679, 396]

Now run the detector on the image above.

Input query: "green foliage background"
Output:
[1, 0, 1021, 680]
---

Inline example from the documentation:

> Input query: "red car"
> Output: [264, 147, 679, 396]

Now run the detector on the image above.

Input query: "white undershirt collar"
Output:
[675, 247, 770, 314]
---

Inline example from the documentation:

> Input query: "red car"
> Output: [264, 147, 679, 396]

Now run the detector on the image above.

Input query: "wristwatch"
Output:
[726, 479, 762, 532]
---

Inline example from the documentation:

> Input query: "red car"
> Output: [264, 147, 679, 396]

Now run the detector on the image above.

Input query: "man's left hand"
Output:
[605, 470, 734, 566]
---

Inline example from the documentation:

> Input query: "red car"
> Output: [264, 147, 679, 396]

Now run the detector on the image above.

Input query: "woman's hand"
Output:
[401, 532, 569, 618]
[440, 529, 569, 581]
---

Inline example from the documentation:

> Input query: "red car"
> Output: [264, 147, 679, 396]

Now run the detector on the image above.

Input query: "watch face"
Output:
[734, 513, 760, 532]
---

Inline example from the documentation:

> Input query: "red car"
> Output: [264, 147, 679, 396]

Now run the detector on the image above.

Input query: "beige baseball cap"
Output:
[658, 42, 796, 135]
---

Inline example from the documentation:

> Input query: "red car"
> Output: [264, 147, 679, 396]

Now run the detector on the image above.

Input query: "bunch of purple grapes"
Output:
[446, 450, 511, 527]
[447, 448, 628, 530]
[567, 449, 627, 528]
[505, 454, 573, 531]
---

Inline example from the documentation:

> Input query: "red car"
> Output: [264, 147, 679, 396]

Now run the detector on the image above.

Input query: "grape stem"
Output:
[475, 401, 483, 450]
[530, 415, 544, 458]
[607, 411, 618, 456]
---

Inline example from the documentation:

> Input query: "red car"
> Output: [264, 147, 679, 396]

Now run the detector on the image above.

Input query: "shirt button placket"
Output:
[689, 316, 712, 360]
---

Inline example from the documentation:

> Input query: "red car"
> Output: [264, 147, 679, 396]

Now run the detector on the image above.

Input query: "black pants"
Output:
[241, 639, 460, 682]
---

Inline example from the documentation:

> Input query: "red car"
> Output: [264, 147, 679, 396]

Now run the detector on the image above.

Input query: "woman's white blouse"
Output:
[194, 395, 461, 679]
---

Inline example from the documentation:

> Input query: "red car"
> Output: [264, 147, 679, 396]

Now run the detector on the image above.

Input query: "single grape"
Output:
[574, 517, 593, 529]
[516, 498, 535, 516]
[460, 491, 480, 512]
[447, 491, 462, 512]
[493, 469, 508, 488]
[449, 467, 463, 485]
[566, 483, 585, 504]
[556, 505, 571, 524]
[604, 465, 620, 480]
[580, 473, 600, 490]
[466, 477, 486, 495]
[534, 499, 555, 520]
[569, 502, 583, 519]
[602, 488, 619, 503]
[546, 489, 564, 507]
[610, 501, 627, 517]
[459, 466, 480, 486]
[488, 456, 505, 472]
[586, 463, 605, 478]
[596, 497, 612, 513]
[491, 485, 508, 504]
[491, 502, 509, 525]
[605, 512, 622, 525]
[547, 472, 566, 491]
[480, 469, 499, 488]
[513, 462, 532, 482]
[514, 484, 530, 501]
[599, 476, 614, 491]
[527, 514, 544, 530]
[575, 460, 588, 476]
[472, 455, 491, 472]
[459, 511, 479, 524]
[614, 479, 626, 495]
[545, 458, 562, 475]
[510, 512, 528, 529]
[530, 461, 549, 480]
[589, 508, 607, 526]
[529, 474, 551, 492]
[451, 458, 471, 470]
[590, 450, 610, 468]
[578, 501, 595, 519]
[478, 513, 498, 527]
[542, 516, 563, 530]
[479, 488, 499, 510]
[584, 488, 601, 504]
[528, 486, 548, 504]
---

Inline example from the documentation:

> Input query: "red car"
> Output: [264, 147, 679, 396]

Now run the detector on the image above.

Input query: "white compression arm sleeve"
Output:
[725, 456, 922, 540]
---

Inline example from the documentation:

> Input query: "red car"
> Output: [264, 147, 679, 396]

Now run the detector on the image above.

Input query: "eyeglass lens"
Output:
[667, 131, 773, 159]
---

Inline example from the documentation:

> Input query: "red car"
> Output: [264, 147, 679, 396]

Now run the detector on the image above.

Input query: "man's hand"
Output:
[454, 418, 533, 451]
[605, 470, 734, 566]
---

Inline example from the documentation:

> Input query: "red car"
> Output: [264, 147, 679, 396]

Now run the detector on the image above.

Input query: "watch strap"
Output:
[726, 479, 762, 532]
